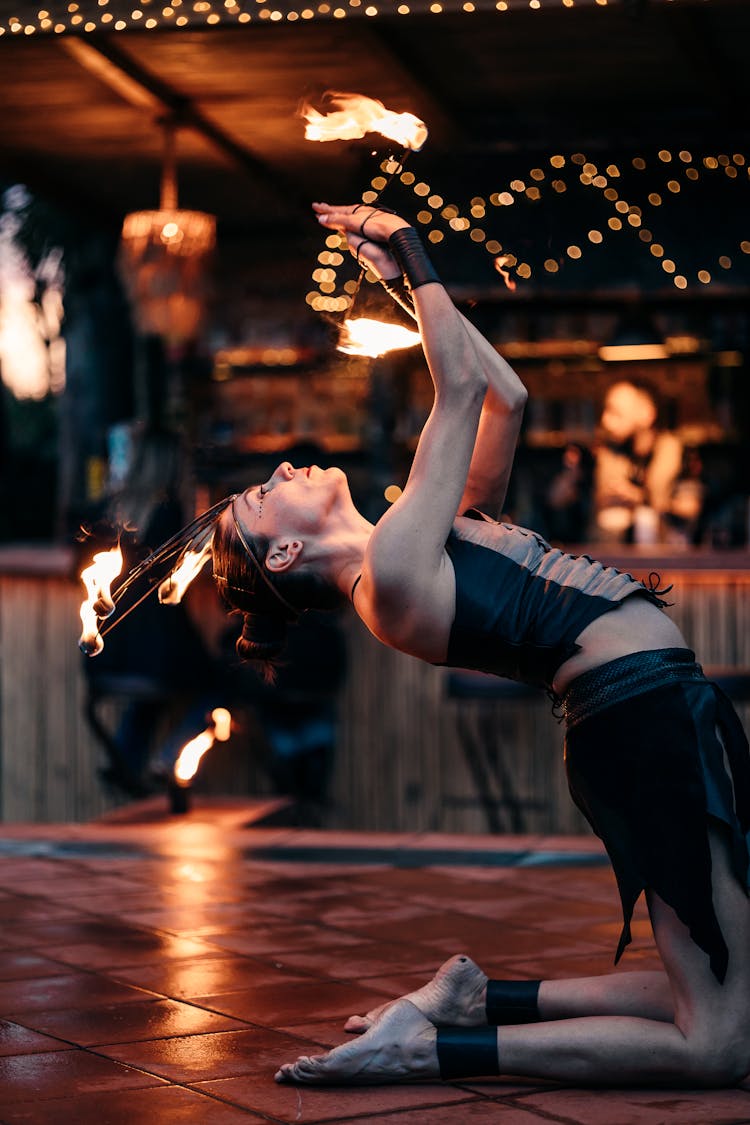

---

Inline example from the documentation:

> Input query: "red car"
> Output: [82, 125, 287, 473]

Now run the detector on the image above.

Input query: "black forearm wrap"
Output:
[485, 980, 541, 1025]
[436, 1027, 500, 1080]
[381, 276, 417, 321]
[387, 226, 440, 291]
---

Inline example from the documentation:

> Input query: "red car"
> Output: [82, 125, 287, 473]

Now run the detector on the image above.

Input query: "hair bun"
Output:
[235, 611, 288, 681]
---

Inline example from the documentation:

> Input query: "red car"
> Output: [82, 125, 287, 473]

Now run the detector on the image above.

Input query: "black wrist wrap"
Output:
[381, 276, 417, 321]
[436, 1027, 500, 1080]
[387, 227, 440, 290]
[485, 980, 541, 1025]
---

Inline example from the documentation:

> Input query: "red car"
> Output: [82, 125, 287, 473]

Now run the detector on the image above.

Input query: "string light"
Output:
[305, 127, 748, 306]
[0, 0, 713, 32]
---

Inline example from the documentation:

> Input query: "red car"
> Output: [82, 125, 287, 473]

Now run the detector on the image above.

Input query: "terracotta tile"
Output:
[201, 924, 365, 957]
[112, 956, 303, 1000]
[0, 952, 75, 981]
[276, 1018, 352, 1049]
[0, 824, 743, 1125]
[335, 1101, 554, 1123]
[0, 972, 158, 1016]
[518, 1087, 750, 1124]
[274, 941, 440, 980]
[99, 1027, 319, 1082]
[39, 933, 220, 971]
[7, 876, 144, 900]
[0, 1020, 75, 1057]
[0, 901, 85, 930]
[0, 1048, 166, 1107]
[0, 918, 160, 949]
[189, 980, 403, 1028]
[0, 1083, 264, 1123]
[193, 1074, 475, 1123]
[19, 997, 248, 1046]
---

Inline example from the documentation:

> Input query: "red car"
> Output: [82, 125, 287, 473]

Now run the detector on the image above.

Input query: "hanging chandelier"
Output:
[119, 119, 216, 347]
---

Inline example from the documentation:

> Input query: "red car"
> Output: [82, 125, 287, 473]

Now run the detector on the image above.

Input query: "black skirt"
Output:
[562, 649, 750, 983]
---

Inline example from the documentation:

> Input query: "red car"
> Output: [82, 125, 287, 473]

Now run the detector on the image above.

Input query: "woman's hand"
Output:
[313, 202, 410, 280]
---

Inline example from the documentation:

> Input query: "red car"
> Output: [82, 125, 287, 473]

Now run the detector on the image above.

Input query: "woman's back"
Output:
[436, 510, 687, 694]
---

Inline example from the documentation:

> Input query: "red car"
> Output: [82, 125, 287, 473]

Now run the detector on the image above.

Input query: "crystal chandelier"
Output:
[119, 120, 216, 347]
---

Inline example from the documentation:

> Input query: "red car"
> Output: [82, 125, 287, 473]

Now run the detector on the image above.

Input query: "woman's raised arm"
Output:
[313, 203, 488, 646]
[454, 314, 527, 520]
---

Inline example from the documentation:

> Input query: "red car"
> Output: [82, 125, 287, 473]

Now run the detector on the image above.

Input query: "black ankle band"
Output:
[387, 227, 440, 290]
[485, 980, 541, 1025]
[436, 1027, 500, 1080]
[381, 276, 417, 320]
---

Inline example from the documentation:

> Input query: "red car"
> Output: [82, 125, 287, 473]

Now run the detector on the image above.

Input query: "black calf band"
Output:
[436, 1027, 500, 1080]
[485, 980, 541, 1025]
[381, 276, 417, 320]
[387, 227, 440, 290]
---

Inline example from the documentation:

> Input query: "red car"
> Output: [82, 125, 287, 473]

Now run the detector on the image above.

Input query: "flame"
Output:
[78, 545, 124, 655]
[337, 317, 421, 357]
[173, 708, 232, 785]
[301, 91, 428, 152]
[493, 255, 517, 291]
[158, 539, 213, 605]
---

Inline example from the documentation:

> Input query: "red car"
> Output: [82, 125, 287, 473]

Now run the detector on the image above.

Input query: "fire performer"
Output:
[127, 201, 750, 1087]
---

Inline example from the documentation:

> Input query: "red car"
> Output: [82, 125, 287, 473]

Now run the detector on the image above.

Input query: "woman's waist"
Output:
[559, 645, 702, 728]
[552, 595, 686, 696]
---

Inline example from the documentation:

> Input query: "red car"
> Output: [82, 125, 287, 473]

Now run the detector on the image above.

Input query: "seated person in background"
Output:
[593, 378, 682, 544]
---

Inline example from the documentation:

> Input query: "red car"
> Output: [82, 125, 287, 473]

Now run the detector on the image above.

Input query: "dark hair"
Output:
[211, 506, 346, 681]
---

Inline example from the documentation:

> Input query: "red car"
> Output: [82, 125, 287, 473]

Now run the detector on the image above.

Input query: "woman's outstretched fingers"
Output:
[312, 201, 409, 242]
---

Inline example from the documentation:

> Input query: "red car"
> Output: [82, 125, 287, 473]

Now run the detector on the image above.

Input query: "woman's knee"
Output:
[683, 1028, 750, 1087]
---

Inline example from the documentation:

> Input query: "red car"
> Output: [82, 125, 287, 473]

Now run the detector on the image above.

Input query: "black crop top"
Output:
[437, 509, 669, 689]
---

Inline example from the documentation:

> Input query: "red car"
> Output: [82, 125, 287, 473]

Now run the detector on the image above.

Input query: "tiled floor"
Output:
[0, 799, 747, 1124]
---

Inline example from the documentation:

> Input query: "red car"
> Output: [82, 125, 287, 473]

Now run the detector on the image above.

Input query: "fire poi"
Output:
[299, 91, 427, 153]
[337, 317, 421, 358]
[77, 496, 230, 657]
[301, 90, 431, 357]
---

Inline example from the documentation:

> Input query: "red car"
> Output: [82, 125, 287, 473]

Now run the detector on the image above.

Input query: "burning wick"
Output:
[173, 707, 232, 788]
[337, 317, 422, 358]
[300, 91, 428, 152]
[494, 255, 517, 292]
[78, 545, 124, 655]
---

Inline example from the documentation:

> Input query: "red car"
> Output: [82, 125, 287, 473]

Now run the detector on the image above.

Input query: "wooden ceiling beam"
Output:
[58, 35, 309, 216]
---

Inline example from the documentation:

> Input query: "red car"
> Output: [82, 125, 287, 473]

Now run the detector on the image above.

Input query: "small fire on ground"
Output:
[173, 708, 232, 787]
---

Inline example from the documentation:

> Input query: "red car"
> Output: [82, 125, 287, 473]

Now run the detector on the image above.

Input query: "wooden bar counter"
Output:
[0, 546, 114, 823]
[1, 544, 748, 831]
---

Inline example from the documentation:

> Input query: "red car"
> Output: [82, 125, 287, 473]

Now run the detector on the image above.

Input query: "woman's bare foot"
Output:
[275, 999, 438, 1085]
[344, 953, 488, 1035]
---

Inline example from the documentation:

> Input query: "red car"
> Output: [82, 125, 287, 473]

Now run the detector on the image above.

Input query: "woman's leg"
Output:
[344, 961, 674, 1034]
[277, 828, 750, 1086]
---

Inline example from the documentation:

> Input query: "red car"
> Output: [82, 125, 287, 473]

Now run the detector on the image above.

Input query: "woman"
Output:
[211, 203, 750, 1088]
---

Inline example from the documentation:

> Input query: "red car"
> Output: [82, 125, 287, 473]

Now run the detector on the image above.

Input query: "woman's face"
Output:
[233, 461, 350, 540]
[600, 383, 656, 443]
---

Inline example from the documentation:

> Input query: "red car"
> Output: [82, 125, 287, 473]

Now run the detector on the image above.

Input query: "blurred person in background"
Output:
[593, 378, 682, 544]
